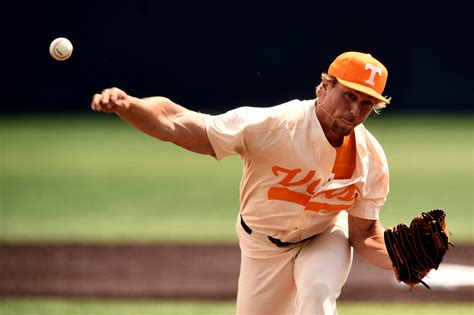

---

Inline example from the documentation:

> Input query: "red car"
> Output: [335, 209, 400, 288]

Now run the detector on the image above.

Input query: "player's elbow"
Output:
[348, 215, 376, 242]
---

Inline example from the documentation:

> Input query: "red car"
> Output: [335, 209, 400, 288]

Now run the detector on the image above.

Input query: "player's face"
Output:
[321, 83, 376, 136]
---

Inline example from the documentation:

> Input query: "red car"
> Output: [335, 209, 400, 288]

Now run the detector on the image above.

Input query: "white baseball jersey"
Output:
[204, 99, 389, 243]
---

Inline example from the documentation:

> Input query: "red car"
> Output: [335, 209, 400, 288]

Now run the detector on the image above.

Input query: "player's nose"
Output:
[348, 101, 360, 117]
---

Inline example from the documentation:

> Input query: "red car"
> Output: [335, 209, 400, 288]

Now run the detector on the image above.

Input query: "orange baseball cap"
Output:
[328, 51, 390, 104]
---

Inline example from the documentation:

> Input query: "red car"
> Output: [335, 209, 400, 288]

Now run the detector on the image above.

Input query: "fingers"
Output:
[91, 87, 130, 113]
[91, 93, 102, 111]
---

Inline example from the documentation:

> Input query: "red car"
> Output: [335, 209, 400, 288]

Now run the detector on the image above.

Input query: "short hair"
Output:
[315, 73, 390, 114]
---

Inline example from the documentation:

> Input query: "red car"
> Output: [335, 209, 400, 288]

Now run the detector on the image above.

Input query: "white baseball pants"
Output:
[235, 212, 353, 315]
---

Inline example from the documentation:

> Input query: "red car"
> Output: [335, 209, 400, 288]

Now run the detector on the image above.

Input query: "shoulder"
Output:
[213, 99, 315, 130]
[232, 99, 312, 118]
[356, 124, 388, 167]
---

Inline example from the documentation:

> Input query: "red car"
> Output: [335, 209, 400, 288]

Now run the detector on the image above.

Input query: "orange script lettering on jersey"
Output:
[267, 166, 357, 212]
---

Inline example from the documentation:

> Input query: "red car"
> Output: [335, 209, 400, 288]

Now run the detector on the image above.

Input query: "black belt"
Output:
[240, 216, 317, 247]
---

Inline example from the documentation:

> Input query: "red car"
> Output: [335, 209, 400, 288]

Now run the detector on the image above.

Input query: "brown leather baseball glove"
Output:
[384, 209, 453, 289]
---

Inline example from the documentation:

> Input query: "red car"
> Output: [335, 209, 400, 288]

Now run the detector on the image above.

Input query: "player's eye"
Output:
[345, 92, 356, 101]
[361, 100, 374, 107]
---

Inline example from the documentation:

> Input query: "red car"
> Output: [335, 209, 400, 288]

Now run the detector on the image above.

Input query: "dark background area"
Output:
[10, 1, 471, 114]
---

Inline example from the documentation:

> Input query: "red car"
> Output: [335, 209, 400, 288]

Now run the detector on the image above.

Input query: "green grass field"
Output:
[1, 298, 473, 315]
[1, 113, 473, 243]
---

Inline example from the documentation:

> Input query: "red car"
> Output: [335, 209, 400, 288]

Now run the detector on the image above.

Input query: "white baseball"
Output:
[49, 37, 73, 61]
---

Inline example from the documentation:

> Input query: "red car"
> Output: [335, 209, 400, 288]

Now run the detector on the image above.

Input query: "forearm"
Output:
[91, 88, 214, 155]
[115, 96, 180, 142]
[349, 217, 392, 270]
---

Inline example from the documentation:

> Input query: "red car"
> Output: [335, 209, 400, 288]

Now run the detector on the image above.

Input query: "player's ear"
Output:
[318, 79, 330, 98]
[322, 74, 334, 90]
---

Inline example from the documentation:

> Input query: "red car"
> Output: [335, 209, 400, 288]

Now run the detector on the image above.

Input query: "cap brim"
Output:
[336, 78, 390, 104]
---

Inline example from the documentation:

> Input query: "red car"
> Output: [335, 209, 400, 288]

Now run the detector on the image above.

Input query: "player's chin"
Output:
[331, 123, 353, 136]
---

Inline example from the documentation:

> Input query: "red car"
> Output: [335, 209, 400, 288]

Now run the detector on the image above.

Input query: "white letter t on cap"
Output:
[364, 63, 382, 86]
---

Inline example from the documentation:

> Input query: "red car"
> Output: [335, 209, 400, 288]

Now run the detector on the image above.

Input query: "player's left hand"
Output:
[384, 209, 453, 289]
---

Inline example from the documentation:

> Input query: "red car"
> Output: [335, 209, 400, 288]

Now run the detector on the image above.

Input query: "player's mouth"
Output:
[339, 118, 355, 127]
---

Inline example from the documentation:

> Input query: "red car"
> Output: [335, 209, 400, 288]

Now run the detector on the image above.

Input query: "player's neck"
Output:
[326, 133, 344, 148]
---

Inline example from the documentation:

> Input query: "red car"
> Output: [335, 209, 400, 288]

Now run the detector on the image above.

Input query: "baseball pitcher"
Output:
[91, 51, 450, 314]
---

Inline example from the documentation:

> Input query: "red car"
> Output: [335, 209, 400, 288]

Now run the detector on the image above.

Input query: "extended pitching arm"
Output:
[91, 87, 215, 156]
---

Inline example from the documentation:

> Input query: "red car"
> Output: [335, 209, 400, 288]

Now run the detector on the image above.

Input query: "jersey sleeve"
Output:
[350, 164, 389, 220]
[203, 107, 254, 160]
[349, 128, 390, 220]
[203, 101, 299, 160]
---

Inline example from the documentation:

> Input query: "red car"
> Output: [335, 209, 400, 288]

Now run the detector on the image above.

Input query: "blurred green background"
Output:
[1, 113, 473, 243]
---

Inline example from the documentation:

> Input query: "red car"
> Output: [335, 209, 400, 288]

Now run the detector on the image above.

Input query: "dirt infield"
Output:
[0, 243, 472, 301]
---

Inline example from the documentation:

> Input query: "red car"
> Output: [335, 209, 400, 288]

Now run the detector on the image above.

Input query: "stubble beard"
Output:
[330, 120, 353, 137]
